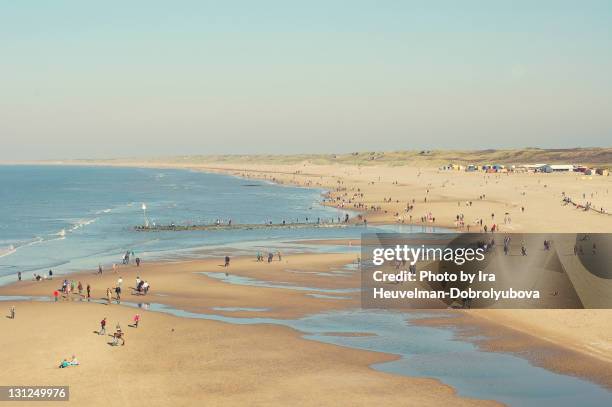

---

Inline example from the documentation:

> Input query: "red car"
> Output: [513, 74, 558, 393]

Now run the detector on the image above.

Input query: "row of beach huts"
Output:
[442, 163, 609, 176]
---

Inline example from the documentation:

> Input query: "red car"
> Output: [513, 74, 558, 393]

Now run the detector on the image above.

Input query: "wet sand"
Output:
[1, 251, 611, 397]
[0, 253, 502, 407]
[414, 311, 612, 390]
[1, 302, 500, 407]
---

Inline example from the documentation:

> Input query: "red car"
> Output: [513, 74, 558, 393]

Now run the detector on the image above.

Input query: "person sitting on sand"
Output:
[69, 355, 79, 366]
[59, 359, 71, 368]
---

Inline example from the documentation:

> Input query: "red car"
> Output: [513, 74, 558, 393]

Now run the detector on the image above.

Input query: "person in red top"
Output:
[99, 317, 107, 335]
[53, 290, 59, 302]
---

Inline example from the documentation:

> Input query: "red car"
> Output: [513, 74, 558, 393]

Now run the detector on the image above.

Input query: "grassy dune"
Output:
[71, 147, 612, 168]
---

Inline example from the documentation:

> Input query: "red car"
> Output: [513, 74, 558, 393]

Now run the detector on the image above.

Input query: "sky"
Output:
[1, 0, 611, 160]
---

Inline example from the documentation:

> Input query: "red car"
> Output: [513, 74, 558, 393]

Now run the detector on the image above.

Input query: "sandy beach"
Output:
[0, 254, 502, 407]
[2, 157, 611, 405]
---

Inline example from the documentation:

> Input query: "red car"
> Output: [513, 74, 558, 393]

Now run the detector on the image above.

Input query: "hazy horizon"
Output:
[1, 1, 611, 160]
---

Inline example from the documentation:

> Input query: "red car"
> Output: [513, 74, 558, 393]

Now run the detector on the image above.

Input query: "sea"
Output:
[0, 165, 423, 285]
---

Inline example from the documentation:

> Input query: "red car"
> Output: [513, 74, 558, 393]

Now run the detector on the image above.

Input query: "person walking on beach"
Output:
[135, 257, 140, 267]
[267, 252, 273, 263]
[53, 290, 59, 302]
[98, 264, 103, 274]
[106, 288, 112, 305]
[99, 317, 107, 335]
[224, 256, 230, 267]
[277, 251, 282, 261]
[78, 281, 83, 297]
[48, 269, 53, 279]
[115, 286, 121, 303]
[17, 272, 21, 281]
[117, 277, 123, 287]
[86, 284, 91, 301]
[132, 314, 140, 328]
[9, 305, 15, 319]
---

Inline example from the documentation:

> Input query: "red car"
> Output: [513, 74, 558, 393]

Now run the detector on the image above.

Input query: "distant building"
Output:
[538, 164, 574, 173]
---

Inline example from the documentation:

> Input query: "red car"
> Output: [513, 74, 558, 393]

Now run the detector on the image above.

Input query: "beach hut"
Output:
[538, 165, 553, 173]
[549, 165, 574, 172]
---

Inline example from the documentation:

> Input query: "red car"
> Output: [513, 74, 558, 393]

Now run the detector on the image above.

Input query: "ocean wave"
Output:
[0, 245, 16, 259]
[70, 218, 97, 231]
[0, 236, 46, 259]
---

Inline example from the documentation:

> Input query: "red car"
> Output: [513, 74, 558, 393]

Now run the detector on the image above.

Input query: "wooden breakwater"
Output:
[134, 222, 354, 232]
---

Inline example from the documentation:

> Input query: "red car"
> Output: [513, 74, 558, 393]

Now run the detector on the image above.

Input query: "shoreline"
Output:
[1, 252, 611, 394]
[0, 253, 504, 407]
[413, 311, 612, 390]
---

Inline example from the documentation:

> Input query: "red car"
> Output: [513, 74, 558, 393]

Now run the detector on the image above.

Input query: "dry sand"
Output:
[0, 302, 499, 407]
[0, 254, 501, 406]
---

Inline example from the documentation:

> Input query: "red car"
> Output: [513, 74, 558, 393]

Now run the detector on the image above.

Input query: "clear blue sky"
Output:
[1, 0, 611, 159]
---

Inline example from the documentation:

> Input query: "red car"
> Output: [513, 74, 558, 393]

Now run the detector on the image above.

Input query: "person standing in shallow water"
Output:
[224, 256, 230, 267]
[17, 272, 21, 281]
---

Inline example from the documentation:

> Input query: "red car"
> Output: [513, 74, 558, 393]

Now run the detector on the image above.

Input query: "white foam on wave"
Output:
[70, 218, 97, 231]
[0, 235, 47, 259]
[0, 245, 16, 259]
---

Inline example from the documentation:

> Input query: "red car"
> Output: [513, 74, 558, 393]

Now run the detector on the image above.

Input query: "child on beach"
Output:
[99, 317, 107, 335]
[133, 314, 141, 328]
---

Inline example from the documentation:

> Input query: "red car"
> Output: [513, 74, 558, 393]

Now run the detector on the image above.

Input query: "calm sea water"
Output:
[0, 165, 369, 284]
